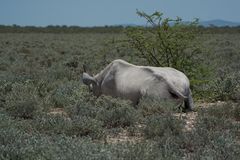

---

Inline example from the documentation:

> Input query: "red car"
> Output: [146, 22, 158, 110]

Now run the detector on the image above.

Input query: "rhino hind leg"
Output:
[184, 90, 194, 112]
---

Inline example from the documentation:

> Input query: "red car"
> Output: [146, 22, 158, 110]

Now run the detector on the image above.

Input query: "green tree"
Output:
[125, 10, 207, 81]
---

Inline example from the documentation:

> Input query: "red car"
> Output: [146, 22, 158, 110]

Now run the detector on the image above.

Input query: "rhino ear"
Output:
[82, 73, 97, 86]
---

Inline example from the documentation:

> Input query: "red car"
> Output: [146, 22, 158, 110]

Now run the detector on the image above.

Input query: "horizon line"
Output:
[1, 19, 240, 28]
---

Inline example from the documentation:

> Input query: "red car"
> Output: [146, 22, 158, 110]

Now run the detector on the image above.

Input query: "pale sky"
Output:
[0, 0, 239, 26]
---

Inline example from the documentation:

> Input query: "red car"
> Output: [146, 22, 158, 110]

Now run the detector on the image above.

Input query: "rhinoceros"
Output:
[82, 59, 194, 111]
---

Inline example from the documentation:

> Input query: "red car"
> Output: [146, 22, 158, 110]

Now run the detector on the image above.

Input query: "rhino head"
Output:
[82, 70, 101, 97]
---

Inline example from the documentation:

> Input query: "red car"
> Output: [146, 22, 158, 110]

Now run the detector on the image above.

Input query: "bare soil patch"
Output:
[48, 108, 68, 117]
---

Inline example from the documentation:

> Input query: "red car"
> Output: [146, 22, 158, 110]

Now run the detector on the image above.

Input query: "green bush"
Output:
[98, 106, 137, 128]
[125, 11, 209, 82]
[33, 113, 72, 135]
[69, 100, 98, 119]
[138, 97, 180, 117]
[111, 142, 175, 160]
[200, 103, 234, 118]
[0, 130, 110, 160]
[179, 102, 240, 159]
[95, 96, 139, 128]
[69, 116, 105, 139]
[34, 113, 105, 140]
[144, 114, 185, 138]
[181, 130, 240, 159]
[196, 115, 233, 132]
[197, 102, 240, 121]
[47, 64, 74, 81]
[5, 82, 41, 119]
[0, 112, 183, 160]
[51, 81, 82, 108]
[0, 81, 12, 108]
[210, 71, 240, 101]
[65, 86, 99, 118]
[234, 103, 240, 121]
[181, 110, 240, 159]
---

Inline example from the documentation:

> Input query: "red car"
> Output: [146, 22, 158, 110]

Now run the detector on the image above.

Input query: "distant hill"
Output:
[121, 20, 240, 28]
[199, 19, 240, 27]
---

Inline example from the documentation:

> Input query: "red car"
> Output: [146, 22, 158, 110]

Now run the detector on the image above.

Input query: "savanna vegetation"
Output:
[0, 11, 240, 159]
